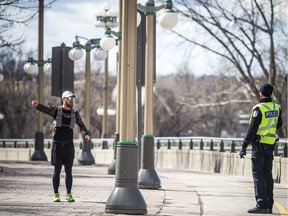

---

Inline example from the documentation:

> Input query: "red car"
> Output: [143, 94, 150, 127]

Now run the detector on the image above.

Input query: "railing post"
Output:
[284, 144, 287, 158]
[210, 140, 214, 151]
[157, 139, 160, 149]
[274, 142, 278, 156]
[91, 140, 94, 149]
[230, 140, 236, 153]
[47, 141, 51, 149]
[80, 141, 83, 150]
[200, 139, 204, 150]
[189, 139, 193, 150]
[25, 141, 29, 148]
[3, 141, 5, 148]
[167, 139, 171, 150]
[179, 139, 182, 150]
[219, 140, 225, 152]
[14, 141, 17, 148]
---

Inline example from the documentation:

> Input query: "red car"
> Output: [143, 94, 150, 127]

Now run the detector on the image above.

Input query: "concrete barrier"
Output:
[0, 148, 287, 186]
[155, 149, 287, 186]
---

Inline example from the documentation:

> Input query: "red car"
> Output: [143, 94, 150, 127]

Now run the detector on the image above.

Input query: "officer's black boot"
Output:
[247, 206, 267, 214]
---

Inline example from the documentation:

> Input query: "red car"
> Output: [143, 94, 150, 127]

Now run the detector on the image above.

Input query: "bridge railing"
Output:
[0, 137, 287, 157]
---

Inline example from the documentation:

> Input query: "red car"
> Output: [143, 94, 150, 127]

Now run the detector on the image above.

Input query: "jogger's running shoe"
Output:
[53, 193, 60, 202]
[66, 193, 75, 202]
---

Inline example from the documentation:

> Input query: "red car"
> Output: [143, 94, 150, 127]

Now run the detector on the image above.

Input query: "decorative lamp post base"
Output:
[107, 158, 116, 175]
[138, 135, 161, 189]
[31, 132, 47, 161]
[78, 139, 95, 165]
[138, 168, 161, 189]
[107, 132, 119, 175]
[105, 186, 147, 214]
[102, 133, 109, 149]
[105, 142, 147, 215]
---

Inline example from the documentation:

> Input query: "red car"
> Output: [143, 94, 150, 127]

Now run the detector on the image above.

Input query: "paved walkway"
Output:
[0, 161, 287, 216]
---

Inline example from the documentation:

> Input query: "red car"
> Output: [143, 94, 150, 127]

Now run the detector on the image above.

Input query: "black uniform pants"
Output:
[251, 144, 274, 209]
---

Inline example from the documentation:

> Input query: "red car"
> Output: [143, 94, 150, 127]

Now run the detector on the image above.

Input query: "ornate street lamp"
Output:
[23, 0, 54, 161]
[69, 36, 107, 165]
[95, 2, 119, 171]
[137, 0, 178, 189]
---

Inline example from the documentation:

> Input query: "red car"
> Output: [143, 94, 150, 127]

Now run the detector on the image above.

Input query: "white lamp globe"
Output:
[137, 11, 142, 27]
[106, 21, 114, 28]
[94, 20, 103, 27]
[100, 35, 116, 51]
[24, 63, 38, 74]
[44, 63, 52, 73]
[102, 2, 111, 11]
[93, 49, 108, 61]
[68, 48, 83, 61]
[159, 10, 178, 30]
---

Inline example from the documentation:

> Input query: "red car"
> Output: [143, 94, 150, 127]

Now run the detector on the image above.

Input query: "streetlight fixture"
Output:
[69, 35, 107, 165]
[95, 3, 119, 152]
[23, 0, 51, 161]
[24, 58, 52, 75]
[137, 0, 178, 189]
[105, 1, 147, 214]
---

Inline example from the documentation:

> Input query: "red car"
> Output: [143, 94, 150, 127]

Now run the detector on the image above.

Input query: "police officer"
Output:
[32, 91, 91, 202]
[239, 83, 282, 214]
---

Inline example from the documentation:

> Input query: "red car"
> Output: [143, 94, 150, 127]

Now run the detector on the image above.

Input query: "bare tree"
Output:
[171, 0, 287, 137]
[0, 0, 56, 49]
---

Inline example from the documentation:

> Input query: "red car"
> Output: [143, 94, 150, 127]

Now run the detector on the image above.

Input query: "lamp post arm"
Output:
[26, 58, 51, 67]
[137, 3, 165, 13]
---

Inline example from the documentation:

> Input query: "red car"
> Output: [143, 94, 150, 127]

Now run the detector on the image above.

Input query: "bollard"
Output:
[157, 139, 160, 149]
[219, 140, 225, 152]
[284, 144, 287, 158]
[189, 139, 193, 150]
[108, 132, 119, 175]
[200, 139, 204, 150]
[179, 139, 182, 150]
[230, 141, 236, 153]
[105, 141, 147, 214]
[138, 135, 161, 189]
[167, 139, 171, 150]
[210, 140, 214, 151]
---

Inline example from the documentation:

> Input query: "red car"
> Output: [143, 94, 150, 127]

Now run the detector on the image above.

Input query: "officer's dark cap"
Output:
[259, 83, 273, 97]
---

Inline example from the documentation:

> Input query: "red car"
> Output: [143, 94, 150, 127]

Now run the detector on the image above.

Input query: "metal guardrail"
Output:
[0, 137, 287, 157]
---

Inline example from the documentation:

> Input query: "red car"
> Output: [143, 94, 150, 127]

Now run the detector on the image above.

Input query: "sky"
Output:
[13, 0, 215, 77]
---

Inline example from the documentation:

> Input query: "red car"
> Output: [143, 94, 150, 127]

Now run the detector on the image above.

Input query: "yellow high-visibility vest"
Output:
[249, 102, 280, 144]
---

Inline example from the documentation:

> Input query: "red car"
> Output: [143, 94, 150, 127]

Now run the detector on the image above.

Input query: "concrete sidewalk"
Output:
[0, 161, 287, 216]
[0, 161, 200, 216]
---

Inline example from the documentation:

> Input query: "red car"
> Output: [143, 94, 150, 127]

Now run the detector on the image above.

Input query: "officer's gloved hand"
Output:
[239, 147, 246, 159]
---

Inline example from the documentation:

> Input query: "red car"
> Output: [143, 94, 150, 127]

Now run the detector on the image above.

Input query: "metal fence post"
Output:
[189, 139, 193, 150]
[167, 139, 171, 150]
[230, 140, 236, 153]
[210, 140, 214, 151]
[179, 139, 182, 150]
[219, 140, 225, 152]
[200, 139, 204, 150]
[157, 139, 160, 149]
[284, 144, 287, 158]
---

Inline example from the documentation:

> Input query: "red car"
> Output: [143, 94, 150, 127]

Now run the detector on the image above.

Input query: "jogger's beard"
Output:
[66, 102, 73, 108]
